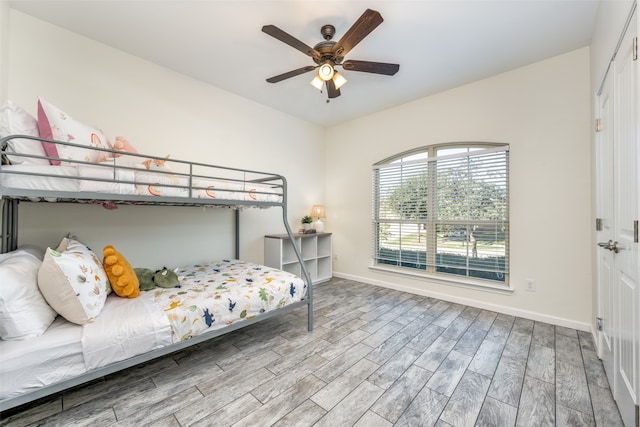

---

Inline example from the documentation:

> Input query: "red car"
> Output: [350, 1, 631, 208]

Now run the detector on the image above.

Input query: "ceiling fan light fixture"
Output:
[318, 63, 334, 81]
[310, 75, 324, 91]
[332, 72, 347, 90]
[262, 9, 399, 100]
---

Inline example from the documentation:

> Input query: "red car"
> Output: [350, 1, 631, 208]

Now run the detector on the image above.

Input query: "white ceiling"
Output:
[9, 0, 599, 127]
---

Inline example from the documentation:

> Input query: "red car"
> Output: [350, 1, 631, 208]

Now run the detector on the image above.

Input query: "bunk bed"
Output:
[0, 134, 314, 412]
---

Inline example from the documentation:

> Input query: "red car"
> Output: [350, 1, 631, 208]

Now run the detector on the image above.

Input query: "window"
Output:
[372, 143, 509, 285]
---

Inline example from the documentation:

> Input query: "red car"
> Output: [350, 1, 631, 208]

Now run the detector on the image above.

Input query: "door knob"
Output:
[597, 240, 620, 253]
[597, 240, 612, 249]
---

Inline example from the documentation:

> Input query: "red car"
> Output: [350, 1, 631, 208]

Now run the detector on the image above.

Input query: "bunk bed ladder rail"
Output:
[279, 176, 314, 332]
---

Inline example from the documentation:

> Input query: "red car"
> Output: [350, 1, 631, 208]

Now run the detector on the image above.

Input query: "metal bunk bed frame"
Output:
[0, 135, 314, 412]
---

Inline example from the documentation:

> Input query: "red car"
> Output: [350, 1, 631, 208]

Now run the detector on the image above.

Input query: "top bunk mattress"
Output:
[0, 164, 283, 204]
[1, 136, 284, 207]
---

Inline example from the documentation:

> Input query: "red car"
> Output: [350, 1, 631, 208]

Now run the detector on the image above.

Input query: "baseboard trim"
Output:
[333, 271, 591, 332]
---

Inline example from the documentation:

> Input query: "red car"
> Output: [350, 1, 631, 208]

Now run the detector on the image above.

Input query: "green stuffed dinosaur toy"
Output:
[135, 267, 179, 291]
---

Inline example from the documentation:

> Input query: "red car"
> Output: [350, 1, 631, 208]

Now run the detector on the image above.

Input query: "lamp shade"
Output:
[311, 205, 326, 232]
[311, 205, 326, 219]
[332, 72, 347, 89]
[310, 75, 323, 91]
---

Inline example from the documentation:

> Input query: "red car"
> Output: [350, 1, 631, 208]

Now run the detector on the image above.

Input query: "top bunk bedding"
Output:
[1, 135, 285, 208]
[1, 99, 285, 208]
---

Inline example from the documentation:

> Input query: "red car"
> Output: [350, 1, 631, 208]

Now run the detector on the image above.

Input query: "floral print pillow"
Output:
[37, 238, 111, 324]
[37, 97, 111, 165]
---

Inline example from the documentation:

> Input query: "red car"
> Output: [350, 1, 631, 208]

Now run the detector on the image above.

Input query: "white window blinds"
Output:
[372, 145, 509, 284]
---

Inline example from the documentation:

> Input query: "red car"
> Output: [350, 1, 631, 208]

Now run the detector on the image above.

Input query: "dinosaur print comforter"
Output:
[147, 259, 307, 342]
[6, 260, 307, 398]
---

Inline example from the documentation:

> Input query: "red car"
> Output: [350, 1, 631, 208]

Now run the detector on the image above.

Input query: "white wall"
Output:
[0, 0, 9, 103]
[326, 48, 593, 329]
[6, 10, 325, 268]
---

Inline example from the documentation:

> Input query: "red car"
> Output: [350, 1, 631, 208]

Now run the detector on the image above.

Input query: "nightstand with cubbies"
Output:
[264, 233, 332, 285]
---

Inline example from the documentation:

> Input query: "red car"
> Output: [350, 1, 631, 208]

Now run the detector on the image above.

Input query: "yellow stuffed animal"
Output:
[103, 245, 140, 298]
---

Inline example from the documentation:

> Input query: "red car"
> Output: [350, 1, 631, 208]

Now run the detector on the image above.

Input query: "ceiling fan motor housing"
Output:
[314, 25, 343, 64]
[313, 42, 338, 64]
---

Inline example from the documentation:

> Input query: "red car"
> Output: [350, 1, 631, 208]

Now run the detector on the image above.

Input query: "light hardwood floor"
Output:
[0, 278, 625, 426]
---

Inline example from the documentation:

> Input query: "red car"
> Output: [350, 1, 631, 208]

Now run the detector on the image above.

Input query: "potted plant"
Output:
[301, 215, 313, 230]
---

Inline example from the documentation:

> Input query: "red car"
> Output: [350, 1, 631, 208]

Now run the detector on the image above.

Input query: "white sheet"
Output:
[192, 178, 281, 202]
[0, 296, 172, 400]
[0, 316, 85, 400]
[134, 170, 190, 198]
[1, 164, 281, 202]
[77, 164, 137, 195]
[81, 293, 172, 370]
[0, 164, 79, 193]
[0, 164, 138, 196]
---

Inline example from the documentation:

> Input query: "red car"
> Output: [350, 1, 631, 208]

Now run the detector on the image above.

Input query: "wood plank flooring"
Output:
[0, 278, 625, 427]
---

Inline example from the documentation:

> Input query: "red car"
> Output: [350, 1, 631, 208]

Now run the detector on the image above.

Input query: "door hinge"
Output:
[634, 220, 638, 243]
[596, 317, 603, 331]
[595, 118, 602, 132]
[634, 36, 638, 61]
[596, 218, 603, 231]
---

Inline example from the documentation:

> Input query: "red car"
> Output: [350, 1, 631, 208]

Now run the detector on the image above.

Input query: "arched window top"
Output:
[375, 142, 508, 166]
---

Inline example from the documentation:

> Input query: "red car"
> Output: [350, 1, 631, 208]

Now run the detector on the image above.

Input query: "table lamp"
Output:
[311, 205, 326, 233]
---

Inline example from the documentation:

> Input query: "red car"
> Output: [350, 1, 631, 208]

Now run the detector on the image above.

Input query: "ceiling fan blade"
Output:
[342, 60, 400, 76]
[262, 25, 320, 60]
[332, 9, 384, 60]
[266, 66, 316, 83]
[326, 79, 341, 99]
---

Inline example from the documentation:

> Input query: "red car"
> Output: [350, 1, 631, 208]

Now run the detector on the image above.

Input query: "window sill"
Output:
[369, 265, 514, 295]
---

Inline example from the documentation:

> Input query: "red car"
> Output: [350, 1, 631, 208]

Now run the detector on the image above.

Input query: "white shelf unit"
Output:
[264, 233, 332, 285]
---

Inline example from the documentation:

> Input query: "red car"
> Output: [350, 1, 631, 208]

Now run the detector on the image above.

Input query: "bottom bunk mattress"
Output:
[0, 259, 307, 401]
[0, 317, 85, 400]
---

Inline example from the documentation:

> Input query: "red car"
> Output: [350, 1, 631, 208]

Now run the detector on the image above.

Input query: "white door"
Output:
[596, 69, 616, 382]
[596, 10, 639, 427]
[612, 13, 639, 427]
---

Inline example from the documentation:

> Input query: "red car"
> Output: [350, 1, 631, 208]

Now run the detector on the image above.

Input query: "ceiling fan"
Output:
[262, 9, 400, 100]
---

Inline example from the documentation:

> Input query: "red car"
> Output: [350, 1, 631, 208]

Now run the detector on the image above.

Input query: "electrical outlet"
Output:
[525, 279, 536, 292]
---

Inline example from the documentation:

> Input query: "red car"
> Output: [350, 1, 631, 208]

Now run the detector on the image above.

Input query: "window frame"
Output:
[371, 142, 510, 290]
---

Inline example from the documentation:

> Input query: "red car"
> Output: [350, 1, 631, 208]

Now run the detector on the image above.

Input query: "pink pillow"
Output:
[36, 100, 56, 162]
[37, 98, 111, 166]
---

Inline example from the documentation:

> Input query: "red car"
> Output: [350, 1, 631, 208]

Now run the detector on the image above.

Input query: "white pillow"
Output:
[0, 100, 50, 165]
[38, 237, 111, 325]
[0, 247, 57, 340]
[37, 98, 111, 166]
